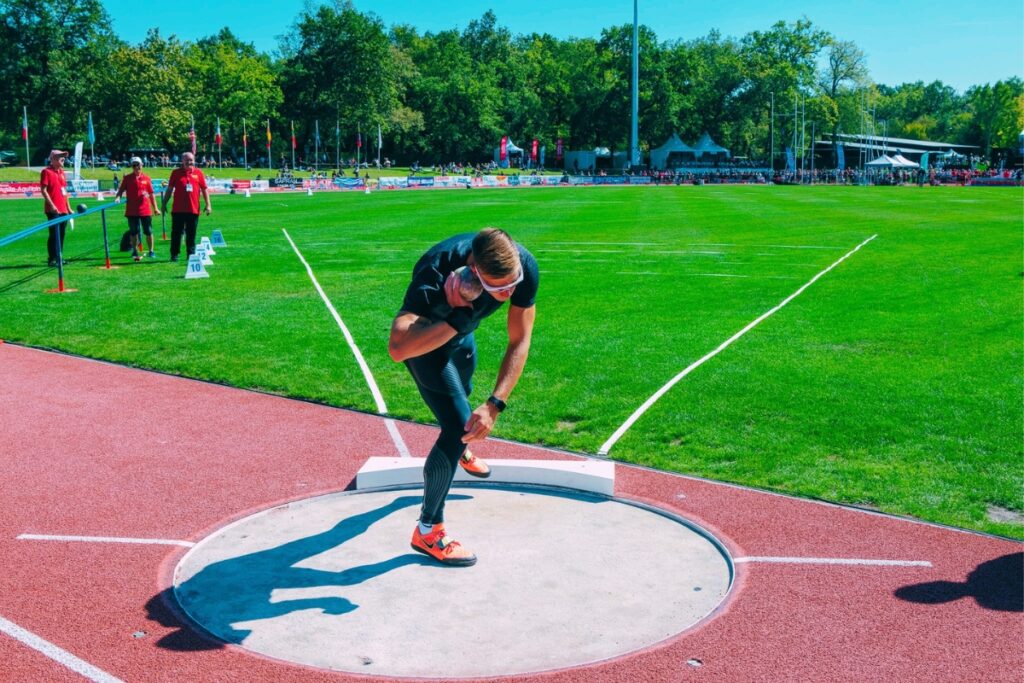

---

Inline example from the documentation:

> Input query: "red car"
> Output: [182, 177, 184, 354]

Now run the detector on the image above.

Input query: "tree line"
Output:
[2, 0, 1021, 167]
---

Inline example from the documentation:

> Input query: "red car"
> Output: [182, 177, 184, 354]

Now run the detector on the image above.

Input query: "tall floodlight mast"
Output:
[630, 0, 640, 167]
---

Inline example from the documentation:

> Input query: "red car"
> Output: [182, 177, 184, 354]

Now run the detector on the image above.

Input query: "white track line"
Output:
[735, 556, 932, 567]
[17, 534, 194, 547]
[690, 243, 847, 250]
[598, 234, 877, 455]
[0, 614, 126, 683]
[283, 229, 411, 458]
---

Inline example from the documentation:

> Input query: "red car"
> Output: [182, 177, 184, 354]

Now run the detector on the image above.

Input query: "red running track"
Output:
[0, 342, 1020, 682]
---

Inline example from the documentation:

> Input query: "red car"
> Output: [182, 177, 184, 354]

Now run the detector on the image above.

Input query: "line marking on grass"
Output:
[735, 556, 932, 567]
[598, 233, 878, 456]
[690, 243, 847, 250]
[17, 534, 195, 547]
[283, 228, 411, 458]
[0, 614, 127, 683]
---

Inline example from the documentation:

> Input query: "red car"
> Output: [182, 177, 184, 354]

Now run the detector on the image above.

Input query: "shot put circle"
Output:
[173, 485, 733, 678]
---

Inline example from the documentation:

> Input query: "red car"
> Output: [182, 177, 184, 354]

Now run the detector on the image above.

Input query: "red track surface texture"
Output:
[0, 343, 1020, 682]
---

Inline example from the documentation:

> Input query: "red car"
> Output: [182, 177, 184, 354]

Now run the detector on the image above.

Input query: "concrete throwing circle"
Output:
[173, 486, 733, 678]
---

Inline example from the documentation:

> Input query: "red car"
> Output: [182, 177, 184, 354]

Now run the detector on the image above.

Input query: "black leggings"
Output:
[170, 213, 199, 259]
[404, 334, 476, 525]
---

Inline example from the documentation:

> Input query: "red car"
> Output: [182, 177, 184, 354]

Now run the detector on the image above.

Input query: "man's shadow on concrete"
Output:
[895, 552, 1022, 612]
[147, 493, 471, 649]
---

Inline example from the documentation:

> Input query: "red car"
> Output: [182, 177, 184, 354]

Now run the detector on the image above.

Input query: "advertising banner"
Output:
[334, 178, 366, 189]
[433, 176, 472, 188]
[556, 138, 563, 160]
[628, 176, 652, 185]
[0, 182, 38, 196]
[231, 180, 252, 189]
[500, 136, 508, 161]
[378, 177, 409, 189]
[408, 176, 435, 188]
[208, 179, 234, 191]
[69, 179, 99, 193]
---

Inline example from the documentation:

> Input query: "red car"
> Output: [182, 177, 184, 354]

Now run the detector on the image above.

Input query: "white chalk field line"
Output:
[598, 234, 878, 455]
[283, 228, 411, 458]
[0, 614, 127, 683]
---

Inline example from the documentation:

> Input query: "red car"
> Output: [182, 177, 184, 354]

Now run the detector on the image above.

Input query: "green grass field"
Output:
[1, 184, 1021, 537]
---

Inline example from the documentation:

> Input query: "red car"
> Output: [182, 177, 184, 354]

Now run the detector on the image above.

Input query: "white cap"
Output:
[129, 156, 143, 165]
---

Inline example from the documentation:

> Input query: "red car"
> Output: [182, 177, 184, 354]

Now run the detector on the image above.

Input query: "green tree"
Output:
[818, 39, 869, 164]
[963, 78, 1024, 156]
[0, 0, 118, 160]
[187, 28, 282, 159]
[90, 30, 193, 152]
[279, 0, 397, 161]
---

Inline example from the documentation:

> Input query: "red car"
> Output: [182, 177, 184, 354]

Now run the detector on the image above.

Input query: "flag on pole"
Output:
[377, 123, 382, 149]
[315, 120, 321, 146]
[531, 139, 539, 161]
[500, 136, 508, 161]
[243, 118, 248, 148]
[21, 108, 28, 141]
[87, 112, 95, 145]
[215, 117, 222, 146]
[556, 137, 563, 160]
[291, 120, 296, 150]
[266, 120, 272, 149]
[189, 115, 197, 155]
[356, 132, 362, 148]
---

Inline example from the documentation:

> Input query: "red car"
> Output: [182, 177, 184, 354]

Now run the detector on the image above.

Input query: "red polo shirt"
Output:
[40, 166, 70, 215]
[167, 167, 207, 214]
[119, 172, 156, 217]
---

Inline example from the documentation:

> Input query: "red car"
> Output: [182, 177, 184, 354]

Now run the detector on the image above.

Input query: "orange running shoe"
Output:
[410, 524, 477, 566]
[458, 448, 491, 478]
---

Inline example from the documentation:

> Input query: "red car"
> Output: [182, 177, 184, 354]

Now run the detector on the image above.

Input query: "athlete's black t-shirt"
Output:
[400, 233, 539, 339]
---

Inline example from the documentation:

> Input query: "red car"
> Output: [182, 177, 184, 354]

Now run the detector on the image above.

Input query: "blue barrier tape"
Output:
[0, 202, 120, 249]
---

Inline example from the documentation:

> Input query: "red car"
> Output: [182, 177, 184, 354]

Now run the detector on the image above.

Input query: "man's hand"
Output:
[204, 205, 212, 215]
[462, 401, 499, 443]
[153, 206, 161, 216]
[444, 270, 470, 308]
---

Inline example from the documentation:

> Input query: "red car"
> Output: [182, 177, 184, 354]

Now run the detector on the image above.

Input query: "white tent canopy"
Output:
[692, 132, 730, 159]
[866, 154, 918, 169]
[649, 133, 695, 170]
[891, 154, 919, 169]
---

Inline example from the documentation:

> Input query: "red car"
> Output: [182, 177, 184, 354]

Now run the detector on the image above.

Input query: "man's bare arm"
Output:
[388, 311, 458, 362]
[462, 304, 535, 443]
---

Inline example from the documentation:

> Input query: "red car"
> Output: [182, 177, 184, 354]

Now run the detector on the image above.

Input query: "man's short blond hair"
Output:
[472, 228, 520, 278]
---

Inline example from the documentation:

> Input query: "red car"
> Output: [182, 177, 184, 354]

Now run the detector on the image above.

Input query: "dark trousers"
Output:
[170, 213, 199, 259]
[404, 334, 476, 525]
[45, 213, 69, 262]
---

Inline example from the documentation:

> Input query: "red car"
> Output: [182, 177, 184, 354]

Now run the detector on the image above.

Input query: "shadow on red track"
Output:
[895, 552, 1023, 612]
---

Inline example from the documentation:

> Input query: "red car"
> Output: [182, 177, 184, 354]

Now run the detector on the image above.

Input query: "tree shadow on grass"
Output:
[895, 552, 1023, 612]
[149, 493, 472, 649]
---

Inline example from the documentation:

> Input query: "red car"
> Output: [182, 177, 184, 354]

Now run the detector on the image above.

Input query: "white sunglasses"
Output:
[471, 265, 523, 294]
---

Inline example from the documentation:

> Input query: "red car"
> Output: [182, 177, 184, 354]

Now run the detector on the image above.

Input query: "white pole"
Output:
[630, 0, 640, 167]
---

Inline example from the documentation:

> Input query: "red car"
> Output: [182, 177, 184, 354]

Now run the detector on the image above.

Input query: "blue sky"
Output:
[102, 0, 1022, 91]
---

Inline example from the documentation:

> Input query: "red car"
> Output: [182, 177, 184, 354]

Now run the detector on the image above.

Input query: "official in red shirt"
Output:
[161, 151, 211, 262]
[115, 156, 161, 261]
[40, 149, 71, 267]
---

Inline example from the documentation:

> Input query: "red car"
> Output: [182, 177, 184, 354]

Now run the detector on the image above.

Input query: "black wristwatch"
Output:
[487, 395, 507, 412]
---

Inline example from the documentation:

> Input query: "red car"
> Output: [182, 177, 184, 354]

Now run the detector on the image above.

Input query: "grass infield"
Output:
[1, 184, 1021, 538]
